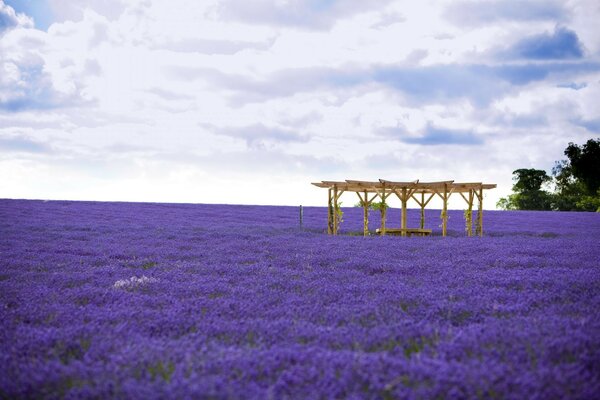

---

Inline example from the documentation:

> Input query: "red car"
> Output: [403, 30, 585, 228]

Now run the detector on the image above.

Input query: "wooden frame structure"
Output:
[312, 179, 496, 237]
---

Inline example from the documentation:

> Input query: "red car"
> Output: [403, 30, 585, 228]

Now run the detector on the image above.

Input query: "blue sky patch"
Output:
[379, 124, 484, 146]
[445, 0, 566, 26]
[505, 27, 584, 60]
[402, 125, 484, 146]
[572, 118, 600, 133]
[0, 136, 50, 153]
[557, 82, 587, 90]
[4, 0, 53, 30]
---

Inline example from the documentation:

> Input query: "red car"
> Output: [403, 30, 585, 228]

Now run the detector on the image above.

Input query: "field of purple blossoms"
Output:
[1, 199, 599, 399]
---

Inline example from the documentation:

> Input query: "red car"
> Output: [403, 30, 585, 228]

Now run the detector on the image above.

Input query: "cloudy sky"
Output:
[1, 0, 599, 209]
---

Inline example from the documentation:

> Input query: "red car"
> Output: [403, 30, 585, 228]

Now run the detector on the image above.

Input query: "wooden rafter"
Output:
[315, 180, 495, 193]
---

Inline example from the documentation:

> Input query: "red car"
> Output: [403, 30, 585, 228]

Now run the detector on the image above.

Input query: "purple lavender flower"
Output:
[1, 200, 599, 399]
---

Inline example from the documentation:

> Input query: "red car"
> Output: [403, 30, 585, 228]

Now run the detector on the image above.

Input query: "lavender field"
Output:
[1, 199, 599, 399]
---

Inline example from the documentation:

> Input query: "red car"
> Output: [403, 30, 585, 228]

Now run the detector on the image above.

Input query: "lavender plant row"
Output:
[1, 199, 599, 399]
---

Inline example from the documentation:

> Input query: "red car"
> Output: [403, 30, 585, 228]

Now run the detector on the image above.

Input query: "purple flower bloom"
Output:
[1, 200, 599, 399]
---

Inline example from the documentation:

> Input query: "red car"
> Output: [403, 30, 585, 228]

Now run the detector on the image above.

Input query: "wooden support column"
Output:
[467, 190, 474, 237]
[401, 187, 408, 237]
[364, 190, 369, 237]
[477, 186, 483, 237]
[357, 190, 379, 237]
[459, 190, 473, 237]
[442, 184, 448, 237]
[411, 192, 425, 229]
[356, 191, 370, 237]
[420, 192, 425, 229]
[381, 203, 386, 235]
[333, 185, 338, 235]
[327, 188, 333, 235]
[413, 192, 435, 231]
[380, 188, 388, 236]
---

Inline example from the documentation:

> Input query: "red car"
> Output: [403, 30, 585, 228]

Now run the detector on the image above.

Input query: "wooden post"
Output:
[363, 190, 369, 237]
[333, 185, 338, 235]
[420, 192, 425, 229]
[442, 184, 448, 237]
[379, 184, 387, 236]
[458, 190, 474, 237]
[467, 190, 473, 237]
[401, 187, 407, 237]
[380, 191, 387, 236]
[477, 187, 483, 237]
[417, 192, 435, 232]
[327, 188, 332, 235]
[299, 205, 303, 228]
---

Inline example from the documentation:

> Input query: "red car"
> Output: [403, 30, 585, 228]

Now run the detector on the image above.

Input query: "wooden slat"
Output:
[413, 180, 454, 189]
[453, 182, 482, 186]
[345, 180, 382, 186]
[451, 182, 482, 191]
[376, 228, 432, 233]
[325, 183, 380, 192]
[375, 228, 432, 237]
[379, 179, 419, 189]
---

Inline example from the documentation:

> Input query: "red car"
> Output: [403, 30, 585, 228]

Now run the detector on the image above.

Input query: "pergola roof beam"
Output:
[314, 180, 496, 192]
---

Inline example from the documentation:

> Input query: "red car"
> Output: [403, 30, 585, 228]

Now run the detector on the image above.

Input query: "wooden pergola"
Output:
[312, 179, 496, 237]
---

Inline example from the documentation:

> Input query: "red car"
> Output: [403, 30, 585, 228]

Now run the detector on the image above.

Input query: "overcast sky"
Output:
[1, 0, 599, 209]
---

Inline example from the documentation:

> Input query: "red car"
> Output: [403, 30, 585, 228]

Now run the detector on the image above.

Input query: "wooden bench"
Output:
[375, 228, 432, 237]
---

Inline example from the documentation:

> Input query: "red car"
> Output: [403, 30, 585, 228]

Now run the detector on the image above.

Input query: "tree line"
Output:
[497, 138, 600, 212]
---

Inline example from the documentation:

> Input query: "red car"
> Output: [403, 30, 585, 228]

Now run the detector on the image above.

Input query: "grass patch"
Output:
[140, 261, 158, 270]
[53, 338, 91, 365]
[539, 232, 559, 238]
[148, 360, 175, 382]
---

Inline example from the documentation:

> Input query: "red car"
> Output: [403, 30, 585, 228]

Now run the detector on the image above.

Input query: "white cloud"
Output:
[216, 0, 393, 30]
[0, 1, 33, 33]
[444, 0, 568, 26]
[0, 0, 599, 209]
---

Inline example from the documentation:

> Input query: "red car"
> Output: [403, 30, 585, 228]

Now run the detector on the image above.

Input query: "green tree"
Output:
[564, 138, 600, 195]
[496, 168, 553, 210]
[553, 138, 600, 211]
[496, 196, 517, 210]
[552, 160, 587, 210]
[498, 138, 600, 212]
